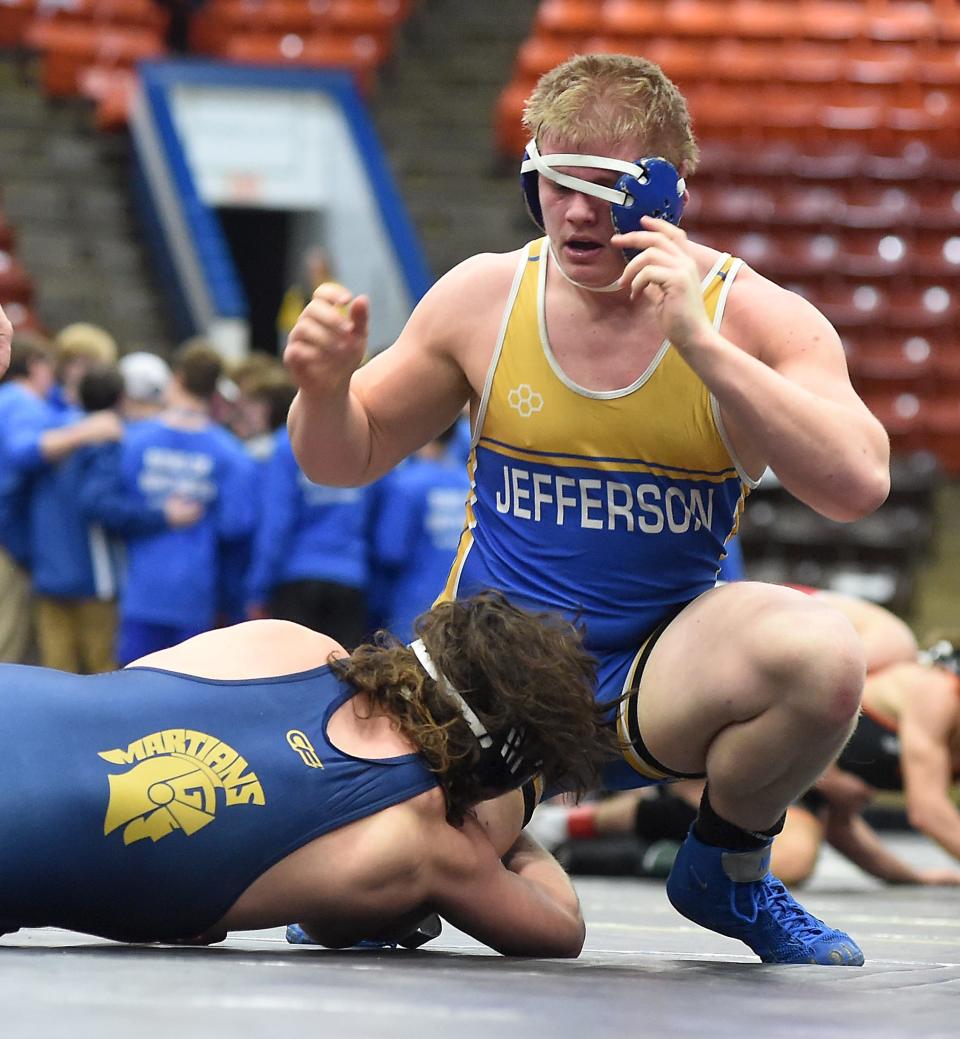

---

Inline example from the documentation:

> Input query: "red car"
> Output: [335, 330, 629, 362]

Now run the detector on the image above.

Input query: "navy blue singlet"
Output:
[0, 662, 437, 942]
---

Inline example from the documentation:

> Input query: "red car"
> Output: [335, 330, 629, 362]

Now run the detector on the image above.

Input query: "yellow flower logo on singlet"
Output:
[99, 729, 266, 846]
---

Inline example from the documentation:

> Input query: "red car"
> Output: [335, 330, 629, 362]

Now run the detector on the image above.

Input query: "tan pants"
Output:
[34, 596, 117, 673]
[0, 548, 33, 663]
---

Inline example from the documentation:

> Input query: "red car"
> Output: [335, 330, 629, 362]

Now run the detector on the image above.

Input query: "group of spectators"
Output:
[0, 321, 472, 674]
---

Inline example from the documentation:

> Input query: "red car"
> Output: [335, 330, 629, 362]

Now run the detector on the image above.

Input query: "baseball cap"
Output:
[119, 351, 171, 403]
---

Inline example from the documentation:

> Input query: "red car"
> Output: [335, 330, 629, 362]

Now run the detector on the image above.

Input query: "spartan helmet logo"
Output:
[103, 753, 223, 846]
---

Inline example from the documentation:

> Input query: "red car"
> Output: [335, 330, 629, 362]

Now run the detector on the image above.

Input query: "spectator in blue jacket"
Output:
[371, 424, 471, 643]
[246, 425, 371, 649]
[27, 363, 129, 672]
[0, 332, 56, 662]
[96, 341, 257, 663]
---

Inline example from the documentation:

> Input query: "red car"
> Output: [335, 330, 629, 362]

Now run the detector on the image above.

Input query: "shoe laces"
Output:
[760, 876, 831, 942]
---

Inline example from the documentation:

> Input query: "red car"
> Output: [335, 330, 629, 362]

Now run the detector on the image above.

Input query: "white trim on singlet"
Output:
[537, 246, 730, 400]
[707, 257, 762, 489]
[473, 244, 531, 440]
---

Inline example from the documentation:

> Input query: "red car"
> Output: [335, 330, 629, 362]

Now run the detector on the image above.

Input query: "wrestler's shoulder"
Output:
[430, 246, 530, 299]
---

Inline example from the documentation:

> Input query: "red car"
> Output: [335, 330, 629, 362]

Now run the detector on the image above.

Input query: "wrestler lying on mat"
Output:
[0, 592, 616, 957]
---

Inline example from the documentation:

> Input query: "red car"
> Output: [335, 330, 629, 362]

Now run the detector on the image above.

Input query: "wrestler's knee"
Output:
[747, 600, 864, 730]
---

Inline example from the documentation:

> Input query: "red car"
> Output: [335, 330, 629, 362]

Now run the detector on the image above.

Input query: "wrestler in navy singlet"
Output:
[0, 663, 437, 942]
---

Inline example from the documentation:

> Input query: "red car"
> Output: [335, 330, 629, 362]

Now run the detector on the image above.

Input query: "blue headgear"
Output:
[520, 139, 685, 257]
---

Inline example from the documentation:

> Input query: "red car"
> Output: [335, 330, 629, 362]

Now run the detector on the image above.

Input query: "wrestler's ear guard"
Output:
[611, 157, 686, 243]
[520, 141, 685, 256]
[520, 142, 546, 230]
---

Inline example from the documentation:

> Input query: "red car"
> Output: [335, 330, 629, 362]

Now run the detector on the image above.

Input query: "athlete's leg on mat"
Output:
[637, 581, 866, 965]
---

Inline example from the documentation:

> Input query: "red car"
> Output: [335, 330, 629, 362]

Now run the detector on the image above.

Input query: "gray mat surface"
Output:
[4, 835, 958, 1038]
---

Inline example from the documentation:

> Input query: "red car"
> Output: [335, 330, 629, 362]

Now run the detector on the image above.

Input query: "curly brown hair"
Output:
[330, 592, 621, 825]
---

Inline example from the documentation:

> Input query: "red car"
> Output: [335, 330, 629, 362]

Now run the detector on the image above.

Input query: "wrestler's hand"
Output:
[284, 281, 369, 401]
[613, 216, 713, 351]
[0, 302, 11, 378]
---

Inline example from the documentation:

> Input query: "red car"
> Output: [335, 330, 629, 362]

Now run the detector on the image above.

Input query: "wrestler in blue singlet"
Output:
[441, 239, 755, 787]
[0, 663, 436, 942]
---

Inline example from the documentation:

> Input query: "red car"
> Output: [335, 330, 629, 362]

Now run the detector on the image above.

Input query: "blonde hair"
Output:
[55, 322, 118, 367]
[522, 53, 699, 174]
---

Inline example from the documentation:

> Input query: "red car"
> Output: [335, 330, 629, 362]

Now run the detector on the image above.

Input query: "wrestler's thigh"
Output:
[635, 581, 864, 774]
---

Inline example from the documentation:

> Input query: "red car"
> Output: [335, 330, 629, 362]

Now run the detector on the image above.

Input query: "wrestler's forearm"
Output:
[908, 797, 960, 863]
[503, 832, 582, 920]
[825, 811, 923, 884]
[287, 387, 374, 486]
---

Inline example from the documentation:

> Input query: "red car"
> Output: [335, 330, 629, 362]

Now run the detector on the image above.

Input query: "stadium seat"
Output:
[513, 34, 578, 83]
[0, 251, 34, 305]
[536, 0, 604, 41]
[911, 231, 960, 276]
[884, 282, 958, 328]
[913, 182, 960, 229]
[27, 0, 168, 32]
[222, 32, 385, 95]
[847, 333, 934, 396]
[808, 281, 890, 328]
[25, 21, 166, 97]
[663, 0, 729, 38]
[797, 0, 868, 41]
[865, 1, 937, 43]
[78, 64, 138, 132]
[0, 213, 15, 253]
[729, 0, 796, 40]
[838, 182, 916, 228]
[0, 0, 38, 47]
[598, 0, 666, 41]
[0, 301, 44, 334]
[494, 80, 531, 161]
[840, 230, 910, 277]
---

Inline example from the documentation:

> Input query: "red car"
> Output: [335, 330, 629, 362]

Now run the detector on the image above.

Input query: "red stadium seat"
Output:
[222, 32, 384, 94]
[25, 21, 166, 97]
[911, 231, 960, 277]
[797, 0, 869, 41]
[513, 35, 578, 83]
[494, 80, 531, 161]
[0, 0, 38, 46]
[663, 0, 729, 38]
[599, 0, 668, 42]
[884, 282, 958, 328]
[729, 0, 796, 40]
[807, 281, 890, 328]
[846, 333, 934, 397]
[866, 1, 937, 43]
[535, 0, 604, 42]
[840, 230, 910, 277]
[0, 251, 35, 305]
[0, 301, 45, 335]
[78, 64, 138, 131]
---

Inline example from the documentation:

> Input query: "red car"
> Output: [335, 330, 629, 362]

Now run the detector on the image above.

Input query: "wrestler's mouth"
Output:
[564, 239, 603, 257]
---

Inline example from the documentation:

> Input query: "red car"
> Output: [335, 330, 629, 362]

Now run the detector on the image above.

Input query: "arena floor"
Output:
[3, 835, 957, 1039]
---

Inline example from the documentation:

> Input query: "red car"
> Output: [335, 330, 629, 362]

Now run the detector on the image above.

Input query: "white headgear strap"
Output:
[410, 639, 493, 749]
[521, 137, 685, 212]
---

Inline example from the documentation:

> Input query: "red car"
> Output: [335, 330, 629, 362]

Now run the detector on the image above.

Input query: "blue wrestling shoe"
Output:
[285, 915, 441, 951]
[666, 829, 864, 965]
[285, 924, 398, 949]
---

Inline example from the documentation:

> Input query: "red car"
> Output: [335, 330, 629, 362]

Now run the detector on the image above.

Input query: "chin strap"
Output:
[547, 241, 623, 293]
